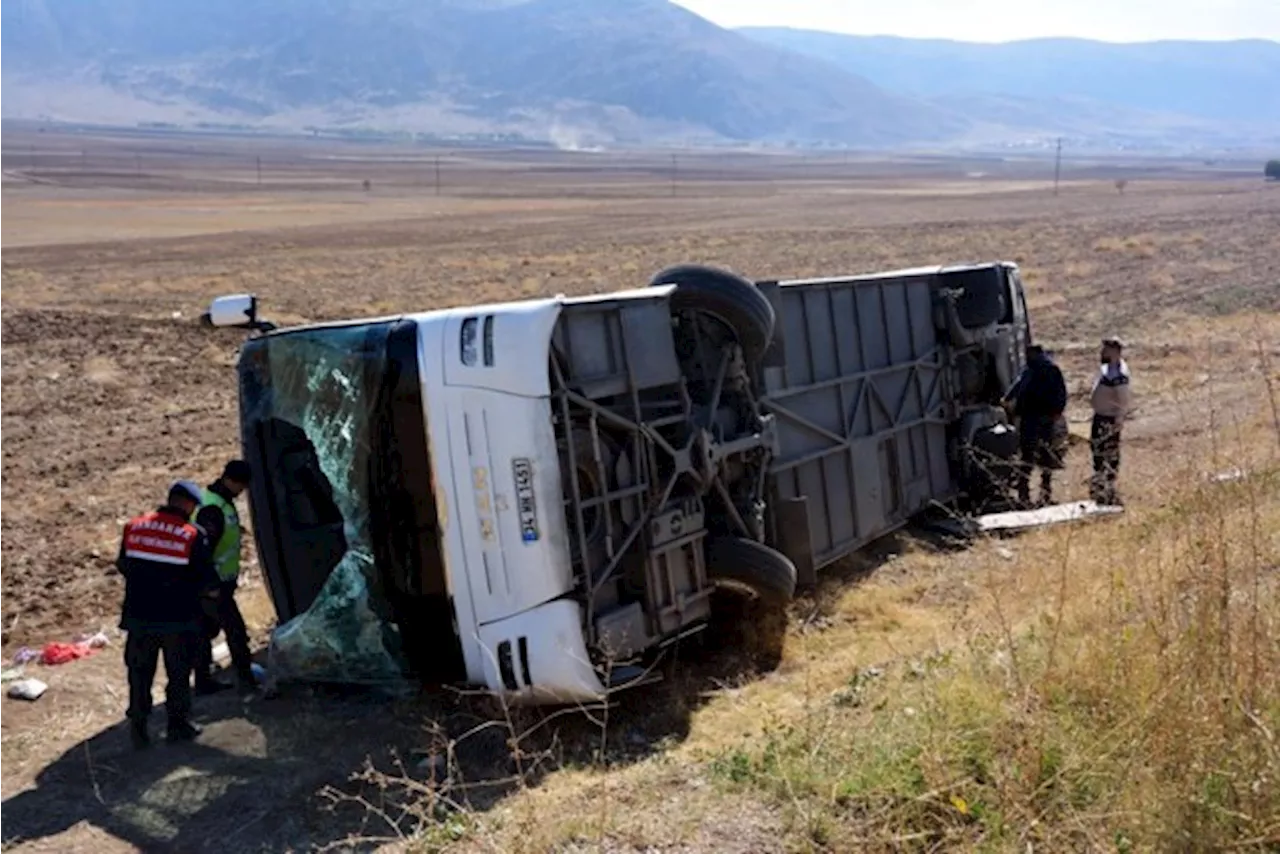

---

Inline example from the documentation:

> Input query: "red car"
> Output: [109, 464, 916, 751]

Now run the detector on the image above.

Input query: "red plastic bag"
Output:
[40, 642, 95, 666]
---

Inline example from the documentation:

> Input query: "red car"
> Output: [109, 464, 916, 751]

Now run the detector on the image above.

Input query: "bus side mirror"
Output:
[201, 294, 276, 333]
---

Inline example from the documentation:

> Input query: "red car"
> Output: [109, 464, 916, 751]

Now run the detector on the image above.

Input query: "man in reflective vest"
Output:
[118, 480, 219, 748]
[192, 459, 257, 695]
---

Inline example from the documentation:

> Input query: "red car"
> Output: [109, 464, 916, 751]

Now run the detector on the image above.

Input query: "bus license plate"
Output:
[512, 458, 540, 544]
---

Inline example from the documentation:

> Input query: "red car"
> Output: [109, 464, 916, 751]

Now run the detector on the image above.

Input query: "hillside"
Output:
[0, 0, 961, 146]
[741, 28, 1280, 131]
[4, 1, 1277, 149]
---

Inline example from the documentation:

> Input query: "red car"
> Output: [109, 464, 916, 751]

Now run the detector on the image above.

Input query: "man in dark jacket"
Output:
[118, 480, 220, 749]
[1002, 345, 1069, 508]
[192, 460, 257, 696]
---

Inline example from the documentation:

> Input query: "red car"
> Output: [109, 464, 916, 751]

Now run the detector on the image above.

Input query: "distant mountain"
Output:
[0, 0, 965, 146]
[740, 29, 1280, 128]
[4, 1, 1275, 150]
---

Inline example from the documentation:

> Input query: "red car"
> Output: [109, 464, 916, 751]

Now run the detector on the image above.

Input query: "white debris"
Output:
[8, 678, 49, 701]
[73, 631, 111, 649]
[976, 500, 1123, 533]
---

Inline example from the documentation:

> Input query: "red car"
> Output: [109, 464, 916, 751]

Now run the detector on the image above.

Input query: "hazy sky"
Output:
[673, 0, 1280, 43]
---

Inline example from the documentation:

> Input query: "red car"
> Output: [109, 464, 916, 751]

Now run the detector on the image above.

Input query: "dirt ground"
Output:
[2, 128, 1278, 852]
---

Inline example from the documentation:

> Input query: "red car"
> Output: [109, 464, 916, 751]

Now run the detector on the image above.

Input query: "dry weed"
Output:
[701, 407, 1280, 852]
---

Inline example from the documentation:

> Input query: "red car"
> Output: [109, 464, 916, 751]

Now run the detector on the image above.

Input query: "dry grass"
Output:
[697, 439, 1279, 852]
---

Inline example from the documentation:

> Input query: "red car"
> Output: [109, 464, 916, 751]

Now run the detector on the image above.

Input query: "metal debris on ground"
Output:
[933, 500, 1125, 537]
[977, 500, 1125, 532]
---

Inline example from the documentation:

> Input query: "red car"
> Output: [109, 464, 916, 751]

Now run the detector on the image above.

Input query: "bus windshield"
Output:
[238, 318, 462, 688]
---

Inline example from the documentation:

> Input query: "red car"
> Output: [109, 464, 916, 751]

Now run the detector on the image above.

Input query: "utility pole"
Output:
[671, 152, 678, 197]
[1053, 137, 1062, 197]
[256, 156, 262, 186]
[434, 156, 441, 196]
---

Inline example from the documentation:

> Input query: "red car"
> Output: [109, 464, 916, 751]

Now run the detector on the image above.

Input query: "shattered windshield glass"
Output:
[239, 321, 413, 694]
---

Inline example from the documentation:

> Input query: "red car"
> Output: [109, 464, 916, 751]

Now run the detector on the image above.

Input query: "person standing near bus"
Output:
[118, 480, 218, 748]
[192, 460, 258, 695]
[1002, 344, 1069, 508]
[1090, 337, 1132, 506]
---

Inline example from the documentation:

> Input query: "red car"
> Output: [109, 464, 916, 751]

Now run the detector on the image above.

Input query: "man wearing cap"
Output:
[118, 480, 219, 748]
[192, 460, 258, 695]
[1002, 344, 1069, 508]
[1090, 337, 1132, 506]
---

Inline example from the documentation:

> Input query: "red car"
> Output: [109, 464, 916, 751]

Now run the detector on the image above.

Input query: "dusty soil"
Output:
[2, 128, 1278, 852]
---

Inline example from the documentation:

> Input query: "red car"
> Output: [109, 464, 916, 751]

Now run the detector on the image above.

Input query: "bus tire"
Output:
[706, 536, 797, 604]
[649, 264, 775, 365]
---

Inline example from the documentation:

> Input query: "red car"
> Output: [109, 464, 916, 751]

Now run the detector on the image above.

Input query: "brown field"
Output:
[2, 128, 1279, 853]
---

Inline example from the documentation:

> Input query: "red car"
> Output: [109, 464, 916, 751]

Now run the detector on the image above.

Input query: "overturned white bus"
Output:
[205, 261, 1031, 704]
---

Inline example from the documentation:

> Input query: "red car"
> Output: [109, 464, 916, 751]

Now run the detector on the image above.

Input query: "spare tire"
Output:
[948, 268, 1006, 330]
[705, 536, 798, 604]
[649, 264, 775, 365]
[963, 422, 1020, 508]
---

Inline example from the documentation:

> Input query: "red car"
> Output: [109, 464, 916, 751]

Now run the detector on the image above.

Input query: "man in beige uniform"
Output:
[1090, 337, 1132, 506]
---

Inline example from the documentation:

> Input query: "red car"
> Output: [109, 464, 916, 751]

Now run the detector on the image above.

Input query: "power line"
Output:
[1053, 137, 1063, 197]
